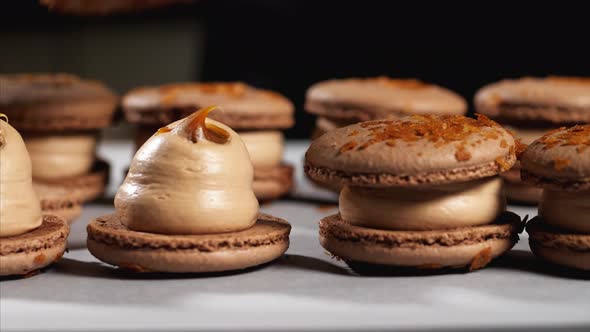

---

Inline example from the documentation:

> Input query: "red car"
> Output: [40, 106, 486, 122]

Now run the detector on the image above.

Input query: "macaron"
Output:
[0, 116, 70, 277]
[475, 76, 590, 204]
[123, 82, 295, 202]
[521, 125, 590, 270]
[88, 107, 291, 273]
[34, 183, 83, 223]
[0, 73, 117, 203]
[305, 114, 523, 272]
[305, 77, 467, 138]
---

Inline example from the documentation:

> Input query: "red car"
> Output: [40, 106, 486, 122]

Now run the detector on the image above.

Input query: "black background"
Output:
[3, 0, 590, 138]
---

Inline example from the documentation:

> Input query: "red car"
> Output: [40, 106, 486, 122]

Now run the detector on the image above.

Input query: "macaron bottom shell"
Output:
[319, 212, 522, 273]
[87, 213, 291, 274]
[0, 215, 70, 277]
[527, 217, 590, 271]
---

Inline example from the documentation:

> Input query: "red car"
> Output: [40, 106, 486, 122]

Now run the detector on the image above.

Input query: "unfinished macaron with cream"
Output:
[475, 76, 590, 204]
[521, 125, 590, 271]
[87, 106, 291, 273]
[122, 82, 294, 202]
[305, 77, 467, 138]
[305, 114, 523, 271]
[0, 115, 69, 277]
[0, 73, 117, 205]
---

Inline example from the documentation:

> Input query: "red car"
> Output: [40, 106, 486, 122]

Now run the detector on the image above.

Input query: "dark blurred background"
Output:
[2, 0, 590, 138]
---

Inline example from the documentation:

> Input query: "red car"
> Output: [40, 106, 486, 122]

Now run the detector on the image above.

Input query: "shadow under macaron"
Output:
[489, 249, 590, 280]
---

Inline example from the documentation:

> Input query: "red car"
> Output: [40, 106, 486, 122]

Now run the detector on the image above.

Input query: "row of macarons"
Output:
[1, 105, 588, 277]
[1, 74, 588, 224]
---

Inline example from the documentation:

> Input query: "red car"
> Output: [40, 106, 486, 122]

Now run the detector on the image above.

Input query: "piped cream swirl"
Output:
[115, 106, 259, 235]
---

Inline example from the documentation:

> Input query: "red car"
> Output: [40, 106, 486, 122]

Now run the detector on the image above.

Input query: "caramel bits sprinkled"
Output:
[538, 125, 590, 153]
[175, 106, 231, 144]
[339, 114, 507, 162]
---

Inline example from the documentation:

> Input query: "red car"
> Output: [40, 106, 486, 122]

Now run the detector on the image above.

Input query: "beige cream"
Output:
[539, 190, 590, 234]
[115, 107, 259, 235]
[339, 177, 505, 231]
[239, 131, 283, 168]
[0, 119, 42, 237]
[25, 134, 96, 180]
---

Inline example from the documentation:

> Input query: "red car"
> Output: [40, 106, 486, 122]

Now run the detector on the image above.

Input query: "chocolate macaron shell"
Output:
[521, 125, 590, 191]
[122, 82, 294, 129]
[475, 77, 590, 124]
[305, 77, 467, 122]
[320, 212, 522, 271]
[305, 115, 516, 187]
[527, 217, 590, 271]
[0, 73, 118, 131]
[0, 215, 70, 277]
[87, 213, 291, 273]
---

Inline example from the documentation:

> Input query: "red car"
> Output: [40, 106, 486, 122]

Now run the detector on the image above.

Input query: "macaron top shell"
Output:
[521, 125, 590, 190]
[305, 114, 516, 187]
[475, 76, 590, 122]
[0, 73, 117, 105]
[122, 82, 294, 129]
[305, 77, 467, 120]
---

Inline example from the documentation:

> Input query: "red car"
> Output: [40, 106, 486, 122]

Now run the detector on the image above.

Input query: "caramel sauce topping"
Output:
[175, 106, 231, 144]
[155, 126, 171, 136]
[339, 114, 507, 162]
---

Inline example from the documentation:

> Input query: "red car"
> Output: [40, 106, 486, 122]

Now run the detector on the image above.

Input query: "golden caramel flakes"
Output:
[455, 144, 471, 161]
[538, 125, 590, 152]
[340, 114, 508, 162]
[347, 130, 359, 137]
[500, 139, 508, 148]
[495, 156, 511, 171]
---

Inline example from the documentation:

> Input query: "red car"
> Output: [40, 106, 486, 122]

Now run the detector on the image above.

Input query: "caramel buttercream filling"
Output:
[115, 106, 259, 235]
[239, 131, 284, 168]
[25, 134, 97, 180]
[539, 190, 590, 234]
[339, 177, 506, 231]
[0, 117, 42, 237]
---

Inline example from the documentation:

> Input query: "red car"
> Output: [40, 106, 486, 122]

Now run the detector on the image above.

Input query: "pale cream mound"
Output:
[115, 106, 259, 235]
[239, 130, 284, 168]
[25, 134, 97, 179]
[0, 117, 42, 237]
[540, 190, 590, 234]
[339, 177, 505, 231]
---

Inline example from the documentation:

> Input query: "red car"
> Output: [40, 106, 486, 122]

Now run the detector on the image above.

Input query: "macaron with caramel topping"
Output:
[87, 106, 291, 273]
[305, 77, 467, 138]
[475, 76, 590, 204]
[305, 114, 523, 272]
[122, 82, 295, 202]
[521, 125, 590, 270]
[0, 115, 69, 277]
[0, 73, 118, 206]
